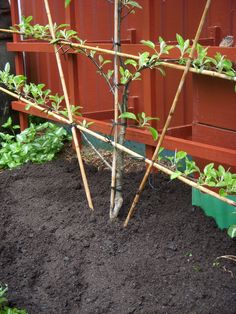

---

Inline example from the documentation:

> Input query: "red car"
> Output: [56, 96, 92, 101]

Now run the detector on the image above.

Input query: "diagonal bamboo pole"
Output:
[124, 0, 212, 227]
[43, 0, 94, 210]
[1, 28, 236, 82]
[0, 85, 236, 209]
[110, 0, 120, 216]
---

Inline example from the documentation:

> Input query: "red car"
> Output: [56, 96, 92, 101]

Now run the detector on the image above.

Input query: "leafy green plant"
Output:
[176, 34, 190, 64]
[0, 284, 27, 314]
[198, 164, 236, 196]
[0, 119, 69, 169]
[119, 111, 159, 140]
[227, 225, 236, 238]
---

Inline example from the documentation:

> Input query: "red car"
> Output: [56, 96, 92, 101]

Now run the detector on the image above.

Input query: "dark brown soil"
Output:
[0, 156, 236, 314]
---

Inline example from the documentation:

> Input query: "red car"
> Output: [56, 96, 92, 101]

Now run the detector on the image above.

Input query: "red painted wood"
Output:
[193, 74, 236, 131]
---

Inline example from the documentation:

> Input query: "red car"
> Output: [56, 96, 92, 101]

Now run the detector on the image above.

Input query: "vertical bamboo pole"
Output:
[110, 0, 120, 218]
[124, 0, 212, 227]
[44, 0, 94, 210]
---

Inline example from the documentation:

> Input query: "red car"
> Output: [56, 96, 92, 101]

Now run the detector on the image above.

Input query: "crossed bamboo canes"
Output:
[43, 0, 94, 210]
[124, 0, 212, 226]
[0, 29, 236, 83]
[0, 85, 235, 210]
[110, 0, 120, 215]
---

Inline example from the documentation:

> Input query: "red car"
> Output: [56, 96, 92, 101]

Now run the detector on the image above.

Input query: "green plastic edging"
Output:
[192, 188, 236, 230]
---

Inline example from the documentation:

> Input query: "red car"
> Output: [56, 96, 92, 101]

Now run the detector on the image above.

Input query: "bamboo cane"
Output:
[1, 28, 236, 82]
[217, 255, 236, 263]
[124, 0, 212, 227]
[44, 0, 94, 210]
[0, 85, 236, 209]
[110, 0, 120, 217]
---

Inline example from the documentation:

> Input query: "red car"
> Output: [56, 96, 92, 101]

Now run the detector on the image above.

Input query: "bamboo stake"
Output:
[0, 85, 236, 209]
[44, 0, 94, 210]
[110, 0, 120, 217]
[217, 255, 236, 263]
[1, 28, 236, 82]
[124, 0, 212, 227]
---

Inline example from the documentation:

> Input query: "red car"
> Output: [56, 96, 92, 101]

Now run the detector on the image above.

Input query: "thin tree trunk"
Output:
[110, 0, 127, 219]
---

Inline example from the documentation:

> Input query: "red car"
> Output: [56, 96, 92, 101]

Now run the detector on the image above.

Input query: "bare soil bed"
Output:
[0, 153, 236, 314]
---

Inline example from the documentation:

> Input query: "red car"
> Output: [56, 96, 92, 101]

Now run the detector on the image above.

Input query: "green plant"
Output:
[198, 164, 236, 196]
[212, 260, 220, 268]
[0, 118, 69, 169]
[119, 111, 159, 140]
[0, 284, 27, 314]
[227, 225, 236, 238]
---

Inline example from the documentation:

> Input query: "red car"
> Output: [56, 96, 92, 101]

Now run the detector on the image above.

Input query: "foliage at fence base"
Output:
[192, 188, 236, 230]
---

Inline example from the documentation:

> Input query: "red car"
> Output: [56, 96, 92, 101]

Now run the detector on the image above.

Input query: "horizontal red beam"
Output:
[12, 101, 236, 167]
[7, 42, 236, 60]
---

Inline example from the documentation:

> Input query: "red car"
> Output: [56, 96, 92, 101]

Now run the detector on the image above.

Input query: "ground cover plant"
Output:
[0, 117, 69, 169]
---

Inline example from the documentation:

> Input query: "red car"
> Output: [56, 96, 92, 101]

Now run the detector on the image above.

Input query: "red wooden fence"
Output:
[7, 0, 236, 168]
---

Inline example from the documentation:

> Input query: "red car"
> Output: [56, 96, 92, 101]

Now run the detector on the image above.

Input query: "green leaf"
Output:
[123, 0, 142, 9]
[124, 59, 138, 68]
[176, 151, 187, 160]
[4, 62, 10, 73]
[119, 66, 125, 76]
[132, 72, 141, 80]
[227, 225, 236, 238]
[219, 188, 228, 197]
[119, 112, 137, 120]
[203, 163, 214, 175]
[2, 117, 12, 128]
[107, 69, 114, 80]
[139, 52, 150, 68]
[170, 171, 182, 180]
[148, 126, 158, 141]
[98, 55, 104, 64]
[65, 0, 72, 7]
[176, 34, 184, 47]
[140, 40, 155, 50]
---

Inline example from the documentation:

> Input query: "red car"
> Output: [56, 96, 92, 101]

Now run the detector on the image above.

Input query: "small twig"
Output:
[82, 132, 112, 170]
[121, 6, 135, 20]
[87, 54, 115, 95]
